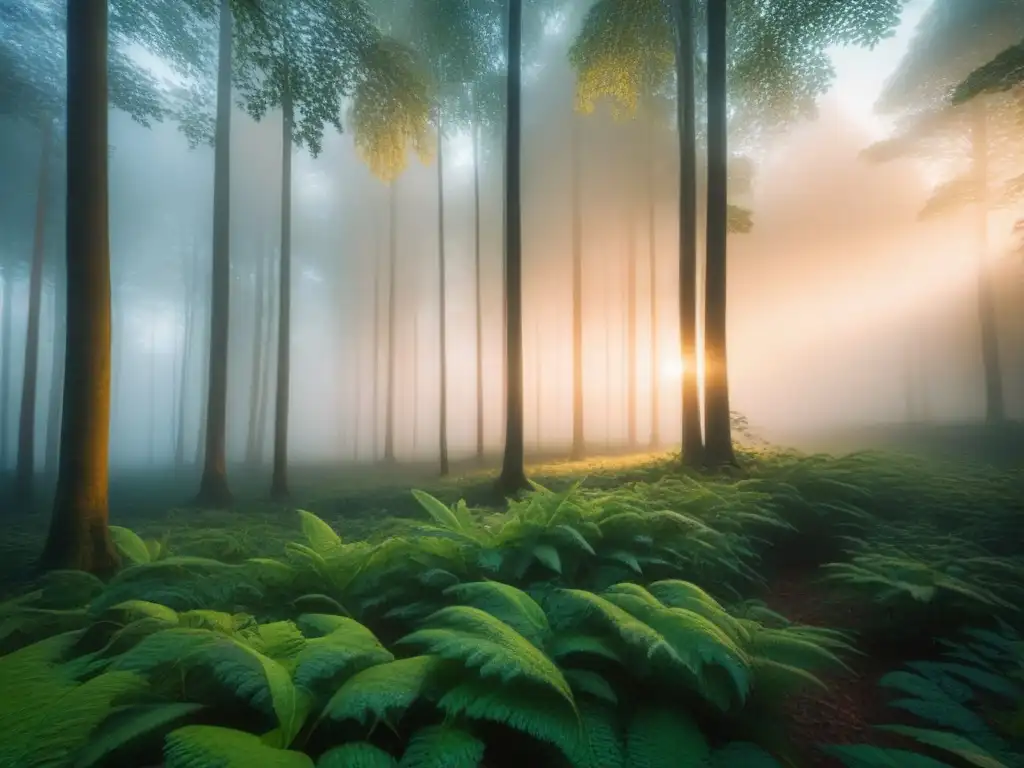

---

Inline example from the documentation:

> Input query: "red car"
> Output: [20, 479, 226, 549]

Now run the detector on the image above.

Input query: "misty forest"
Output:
[1, 0, 1024, 766]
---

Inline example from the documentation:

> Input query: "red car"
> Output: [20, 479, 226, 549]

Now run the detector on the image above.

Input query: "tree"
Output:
[1, 0, 166, 506]
[570, 0, 904, 465]
[496, 0, 530, 494]
[868, 0, 1024, 425]
[39, 0, 119, 574]
[955, 40, 1024, 104]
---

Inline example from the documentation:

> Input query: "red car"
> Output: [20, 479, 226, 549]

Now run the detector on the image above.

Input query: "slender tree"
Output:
[40, 0, 118, 573]
[384, 182, 398, 462]
[496, 0, 529, 493]
[437, 109, 450, 476]
[701, 0, 735, 467]
[44, 263, 65, 476]
[569, 110, 585, 460]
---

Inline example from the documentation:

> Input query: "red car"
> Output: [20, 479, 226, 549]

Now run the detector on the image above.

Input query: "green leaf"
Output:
[164, 726, 314, 768]
[319, 655, 441, 726]
[399, 725, 485, 768]
[411, 490, 463, 531]
[296, 510, 342, 553]
[74, 702, 206, 768]
[822, 744, 957, 768]
[110, 526, 153, 565]
[318, 742, 398, 768]
[874, 725, 1009, 768]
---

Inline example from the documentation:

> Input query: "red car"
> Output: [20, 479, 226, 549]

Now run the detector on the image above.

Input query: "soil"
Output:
[765, 571, 920, 767]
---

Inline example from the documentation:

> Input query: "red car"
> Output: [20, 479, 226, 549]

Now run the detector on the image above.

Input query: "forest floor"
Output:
[1, 422, 1021, 766]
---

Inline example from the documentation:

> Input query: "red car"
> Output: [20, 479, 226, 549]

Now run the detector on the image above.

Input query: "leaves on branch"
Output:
[953, 41, 1024, 105]
[918, 174, 980, 221]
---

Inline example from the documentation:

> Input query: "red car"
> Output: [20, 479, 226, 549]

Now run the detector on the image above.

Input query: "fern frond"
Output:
[318, 742, 398, 767]
[73, 702, 205, 768]
[163, 725, 314, 768]
[296, 510, 342, 553]
[319, 655, 442, 727]
[292, 618, 393, 692]
[625, 707, 710, 768]
[398, 724, 485, 768]
[442, 581, 550, 647]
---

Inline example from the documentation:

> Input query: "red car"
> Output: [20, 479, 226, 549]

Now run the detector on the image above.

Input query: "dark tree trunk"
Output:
[497, 0, 528, 493]
[702, 0, 735, 468]
[40, 0, 119, 575]
[271, 81, 294, 500]
[194, 297, 210, 467]
[0, 264, 13, 471]
[473, 116, 485, 460]
[672, 0, 704, 465]
[971, 100, 1004, 425]
[14, 117, 54, 504]
[647, 110, 660, 448]
[197, 0, 234, 506]
[44, 264, 66, 476]
[570, 112, 585, 460]
[175, 241, 200, 468]
[384, 182, 397, 462]
[245, 246, 266, 465]
[437, 117, 450, 477]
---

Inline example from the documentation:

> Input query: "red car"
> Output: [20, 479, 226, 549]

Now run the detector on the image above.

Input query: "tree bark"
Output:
[148, 324, 157, 464]
[570, 112, 585, 460]
[971, 99, 1004, 425]
[672, 0, 704, 465]
[437, 115, 450, 477]
[254, 250, 273, 464]
[270, 80, 294, 500]
[473, 115, 485, 460]
[702, 0, 735, 468]
[384, 182, 397, 462]
[412, 309, 419, 451]
[371, 227, 380, 461]
[44, 263, 66, 476]
[647, 110, 659, 448]
[245, 245, 266, 465]
[197, 0, 234, 506]
[497, 0, 528, 494]
[40, 0, 119, 575]
[14, 116, 54, 504]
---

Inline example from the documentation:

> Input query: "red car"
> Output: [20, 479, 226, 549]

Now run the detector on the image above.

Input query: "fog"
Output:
[1, 0, 1023, 480]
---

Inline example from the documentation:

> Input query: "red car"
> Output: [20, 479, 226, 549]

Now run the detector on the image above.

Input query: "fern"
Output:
[318, 654, 442, 727]
[317, 742, 398, 768]
[398, 724, 485, 768]
[164, 725, 314, 768]
[73, 702, 205, 768]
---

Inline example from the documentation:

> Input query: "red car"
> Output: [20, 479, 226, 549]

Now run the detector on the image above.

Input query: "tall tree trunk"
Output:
[497, 0, 528, 493]
[384, 182, 397, 461]
[14, 116, 54, 504]
[197, 0, 234, 506]
[148, 324, 156, 464]
[45, 263, 66, 476]
[353, 300, 362, 461]
[254, 250, 273, 464]
[245, 248, 266, 465]
[40, 0, 119, 574]
[0, 265, 13, 471]
[626, 197, 637, 449]
[533, 319, 541, 451]
[647, 110, 659, 448]
[473, 116, 485, 460]
[271, 80, 294, 500]
[702, 0, 735, 468]
[175, 241, 199, 468]
[412, 309, 419, 451]
[570, 112, 585, 460]
[971, 99, 1004, 425]
[672, 0, 703, 465]
[194, 297, 210, 467]
[437, 117, 450, 477]
[604, 253, 612, 448]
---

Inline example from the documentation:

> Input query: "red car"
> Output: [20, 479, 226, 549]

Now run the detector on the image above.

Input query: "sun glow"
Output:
[661, 357, 685, 381]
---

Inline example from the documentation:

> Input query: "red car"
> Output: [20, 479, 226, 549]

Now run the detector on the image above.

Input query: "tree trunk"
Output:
[197, 0, 234, 506]
[270, 80, 294, 500]
[604, 252, 612, 448]
[0, 264, 13, 471]
[473, 116, 485, 460]
[245, 246, 266, 465]
[175, 241, 200, 468]
[647, 110, 659, 448]
[702, 0, 735, 468]
[437, 116, 450, 477]
[45, 263, 66, 476]
[14, 116, 54, 504]
[412, 309, 419, 451]
[384, 182, 397, 462]
[971, 99, 1004, 425]
[496, 0, 528, 493]
[533, 319, 541, 451]
[570, 112, 585, 460]
[672, 0, 703, 465]
[40, 0, 119, 575]
[254, 250, 273, 464]
[371, 230, 380, 461]
[194, 296, 210, 467]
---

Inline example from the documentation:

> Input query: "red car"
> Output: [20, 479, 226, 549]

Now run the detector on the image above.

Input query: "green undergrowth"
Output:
[0, 450, 1020, 767]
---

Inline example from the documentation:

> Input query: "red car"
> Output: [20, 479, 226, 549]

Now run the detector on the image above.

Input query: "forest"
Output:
[0, 0, 1023, 766]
